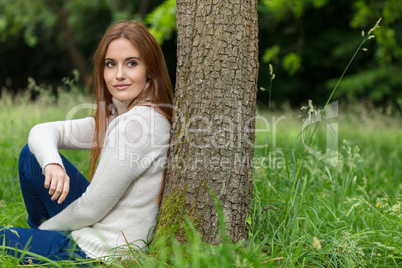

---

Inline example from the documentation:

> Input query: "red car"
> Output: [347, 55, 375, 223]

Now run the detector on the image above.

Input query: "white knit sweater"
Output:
[28, 98, 170, 261]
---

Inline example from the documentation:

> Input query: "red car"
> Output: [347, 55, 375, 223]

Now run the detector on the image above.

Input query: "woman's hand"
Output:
[44, 164, 70, 204]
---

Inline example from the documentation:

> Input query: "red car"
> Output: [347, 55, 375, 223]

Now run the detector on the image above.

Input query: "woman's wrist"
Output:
[44, 163, 64, 171]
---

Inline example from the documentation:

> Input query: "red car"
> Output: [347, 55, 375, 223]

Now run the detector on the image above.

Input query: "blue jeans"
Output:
[0, 145, 90, 264]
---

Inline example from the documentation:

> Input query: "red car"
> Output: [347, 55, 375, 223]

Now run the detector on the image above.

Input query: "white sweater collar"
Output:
[112, 97, 131, 115]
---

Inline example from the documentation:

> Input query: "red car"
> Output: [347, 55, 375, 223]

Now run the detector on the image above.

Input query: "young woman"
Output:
[0, 20, 173, 264]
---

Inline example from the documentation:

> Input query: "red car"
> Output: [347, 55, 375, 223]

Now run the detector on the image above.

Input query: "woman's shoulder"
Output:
[126, 105, 170, 124]
[109, 105, 170, 134]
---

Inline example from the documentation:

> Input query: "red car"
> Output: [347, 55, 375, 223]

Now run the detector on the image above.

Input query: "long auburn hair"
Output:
[88, 20, 173, 195]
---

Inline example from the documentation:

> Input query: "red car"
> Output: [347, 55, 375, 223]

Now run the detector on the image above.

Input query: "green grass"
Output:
[0, 89, 401, 267]
[251, 103, 401, 267]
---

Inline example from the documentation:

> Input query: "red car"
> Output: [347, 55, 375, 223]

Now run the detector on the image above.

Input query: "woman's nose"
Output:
[116, 65, 126, 80]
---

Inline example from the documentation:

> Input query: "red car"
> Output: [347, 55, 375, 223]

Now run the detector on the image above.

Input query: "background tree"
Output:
[0, 0, 167, 95]
[0, 0, 400, 105]
[257, 0, 402, 108]
[154, 0, 259, 243]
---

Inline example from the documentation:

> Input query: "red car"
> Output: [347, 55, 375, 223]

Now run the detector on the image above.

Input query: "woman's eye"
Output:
[105, 62, 115, 68]
[127, 61, 138, 67]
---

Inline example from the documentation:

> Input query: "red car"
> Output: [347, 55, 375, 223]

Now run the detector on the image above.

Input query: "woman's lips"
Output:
[113, 84, 131, 90]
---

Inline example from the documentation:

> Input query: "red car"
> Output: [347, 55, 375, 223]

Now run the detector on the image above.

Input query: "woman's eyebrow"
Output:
[104, 57, 142, 61]
[126, 56, 142, 61]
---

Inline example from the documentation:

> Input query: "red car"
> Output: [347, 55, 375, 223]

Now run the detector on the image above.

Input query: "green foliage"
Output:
[344, 0, 402, 102]
[282, 52, 301, 76]
[258, 0, 329, 76]
[0, 0, 167, 94]
[260, 0, 325, 19]
[1, 0, 401, 106]
[258, 0, 402, 107]
[262, 44, 280, 64]
[0, 0, 155, 47]
[0, 0, 56, 46]
[351, 0, 402, 35]
[145, 0, 176, 45]
[327, 66, 402, 101]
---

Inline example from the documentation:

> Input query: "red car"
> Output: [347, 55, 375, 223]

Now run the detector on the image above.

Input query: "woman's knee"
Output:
[18, 144, 41, 182]
[19, 144, 33, 161]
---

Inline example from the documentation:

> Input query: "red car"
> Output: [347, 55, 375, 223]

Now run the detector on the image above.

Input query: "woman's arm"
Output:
[28, 117, 95, 203]
[39, 107, 170, 231]
[28, 117, 95, 172]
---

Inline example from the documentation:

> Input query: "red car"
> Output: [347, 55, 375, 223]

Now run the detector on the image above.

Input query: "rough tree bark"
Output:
[154, 0, 258, 243]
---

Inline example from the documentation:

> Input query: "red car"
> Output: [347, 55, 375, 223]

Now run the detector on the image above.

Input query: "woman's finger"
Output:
[48, 175, 59, 196]
[51, 178, 64, 201]
[44, 173, 51, 189]
[58, 176, 70, 204]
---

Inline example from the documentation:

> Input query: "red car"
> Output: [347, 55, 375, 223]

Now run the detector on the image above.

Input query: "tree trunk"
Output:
[154, 0, 258, 244]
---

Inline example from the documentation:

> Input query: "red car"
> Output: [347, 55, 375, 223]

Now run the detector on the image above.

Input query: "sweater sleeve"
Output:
[39, 108, 166, 231]
[28, 117, 95, 172]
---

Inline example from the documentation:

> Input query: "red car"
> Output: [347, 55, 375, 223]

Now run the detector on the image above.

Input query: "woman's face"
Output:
[104, 38, 148, 102]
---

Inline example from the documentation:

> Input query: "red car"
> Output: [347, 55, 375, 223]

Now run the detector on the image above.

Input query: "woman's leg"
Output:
[18, 144, 90, 228]
[0, 226, 87, 264]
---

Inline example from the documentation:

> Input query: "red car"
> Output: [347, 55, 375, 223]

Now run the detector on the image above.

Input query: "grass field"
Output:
[0, 90, 401, 267]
